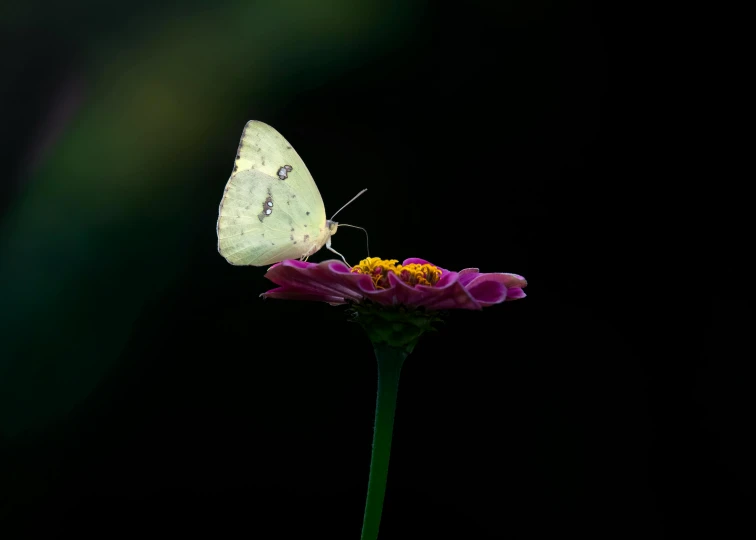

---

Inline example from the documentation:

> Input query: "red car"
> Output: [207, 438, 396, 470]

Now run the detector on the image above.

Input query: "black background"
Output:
[1, 1, 751, 538]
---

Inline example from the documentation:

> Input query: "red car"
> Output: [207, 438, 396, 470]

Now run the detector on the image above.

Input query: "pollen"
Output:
[398, 263, 442, 287]
[351, 258, 441, 289]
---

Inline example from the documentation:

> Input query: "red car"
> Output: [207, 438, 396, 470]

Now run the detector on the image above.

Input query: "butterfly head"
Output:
[326, 219, 339, 237]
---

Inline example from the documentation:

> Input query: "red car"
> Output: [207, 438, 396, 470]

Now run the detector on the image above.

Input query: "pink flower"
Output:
[261, 257, 527, 310]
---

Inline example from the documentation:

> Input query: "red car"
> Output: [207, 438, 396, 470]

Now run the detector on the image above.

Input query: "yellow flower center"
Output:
[351, 257, 442, 289]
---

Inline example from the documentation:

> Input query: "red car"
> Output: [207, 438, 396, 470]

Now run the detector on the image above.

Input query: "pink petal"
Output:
[363, 271, 427, 306]
[466, 280, 508, 306]
[261, 286, 346, 304]
[435, 271, 457, 288]
[457, 268, 480, 287]
[264, 260, 369, 302]
[365, 271, 481, 310]
[419, 284, 481, 310]
[307, 260, 378, 297]
[463, 273, 528, 307]
[402, 257, 434, 266]
[273, 259, 312, 270]
[505, 287, 527, 301]
[500, 273, 528, 288]
[467, 272, 527, 290]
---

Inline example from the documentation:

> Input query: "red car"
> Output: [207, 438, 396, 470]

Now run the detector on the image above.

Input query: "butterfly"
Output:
[216, 121, 366, 266]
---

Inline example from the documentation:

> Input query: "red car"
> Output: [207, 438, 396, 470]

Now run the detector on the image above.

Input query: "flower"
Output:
[261, 257, 527, 310]
[258, 256, 528, 539]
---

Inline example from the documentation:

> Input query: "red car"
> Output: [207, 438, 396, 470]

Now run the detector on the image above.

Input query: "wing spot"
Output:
[290, 234, 295, 241]
[303, 234, 309, 242]
[290, 228, 294, 232]
[277, 165, 293, 180]
[306, 211, 310, 215]
[259, 195, 274, 220]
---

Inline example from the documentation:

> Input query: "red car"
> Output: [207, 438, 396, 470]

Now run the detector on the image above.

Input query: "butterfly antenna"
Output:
[330, 188, 368, 220]
[337, 224, 370, 257]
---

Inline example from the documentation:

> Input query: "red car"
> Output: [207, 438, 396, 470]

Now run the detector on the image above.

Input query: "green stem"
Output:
[360, 344, 407, 540]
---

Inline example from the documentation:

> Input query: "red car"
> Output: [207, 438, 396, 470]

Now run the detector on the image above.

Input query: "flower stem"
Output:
[360, 344, 407, 540]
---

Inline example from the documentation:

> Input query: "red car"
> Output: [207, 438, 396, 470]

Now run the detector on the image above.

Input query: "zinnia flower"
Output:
[261, 257, 527, 309]
[259, 256, 526, 540]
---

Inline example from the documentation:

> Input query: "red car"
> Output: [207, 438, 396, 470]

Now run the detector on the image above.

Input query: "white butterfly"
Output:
[216, 121, 366, 266]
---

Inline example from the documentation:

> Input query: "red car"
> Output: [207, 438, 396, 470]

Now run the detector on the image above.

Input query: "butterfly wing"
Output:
[217, 121, 329, 266]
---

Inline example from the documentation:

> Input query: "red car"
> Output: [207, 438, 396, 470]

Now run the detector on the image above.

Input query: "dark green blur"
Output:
[0, 0, 421, 438]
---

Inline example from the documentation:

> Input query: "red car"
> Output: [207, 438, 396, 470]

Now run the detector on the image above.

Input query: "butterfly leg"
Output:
[326, 238, 350, 267]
